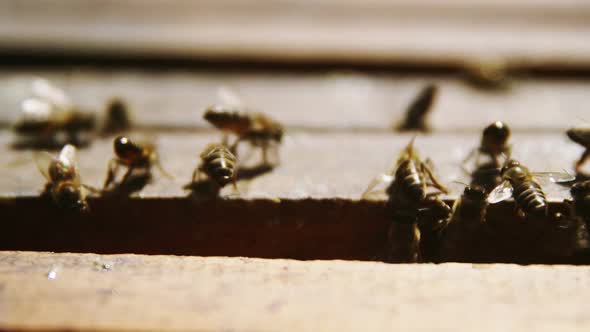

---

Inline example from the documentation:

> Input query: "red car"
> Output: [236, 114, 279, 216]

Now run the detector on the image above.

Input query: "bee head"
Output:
[56, 184, 88, 212]
[272, 129, 284, 143]
[105, 98, 131, 130]
[203, 105, 230, 123]
[114, 136, 142, 160]
[464, 185, 486, 201]
[482, 121, 510, 147]
[501, 159, 520, 174]
[566, 127, 590, 146]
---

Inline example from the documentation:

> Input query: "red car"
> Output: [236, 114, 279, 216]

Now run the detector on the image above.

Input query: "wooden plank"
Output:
[1, 251, 590, 332]
[1, 1, 590, 67]
[0, 132, 583, 263]
[0, 132, 579, 200]
[0, 69, 589, 131]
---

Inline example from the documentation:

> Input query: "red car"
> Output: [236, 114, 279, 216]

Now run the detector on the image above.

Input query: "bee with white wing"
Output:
[14, 78, 95, 146]
[487, 159, 574, 218]
[362, 138, 451, 263]
[203, 87, 283, 166]
[34, 144, 96, 212]
[463, 121, 511, 172]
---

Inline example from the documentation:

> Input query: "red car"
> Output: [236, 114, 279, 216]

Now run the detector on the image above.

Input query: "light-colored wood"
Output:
[0, 132, 579, 200]
[1, 131, 582, 262]
[1, 251, 589, 332]
[1, 69, 589, 131]
[1, 1, 590, 67]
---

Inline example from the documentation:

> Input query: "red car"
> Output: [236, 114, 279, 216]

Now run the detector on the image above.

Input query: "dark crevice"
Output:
[2, 50, 590, 79]
[0, 197, 586, 265]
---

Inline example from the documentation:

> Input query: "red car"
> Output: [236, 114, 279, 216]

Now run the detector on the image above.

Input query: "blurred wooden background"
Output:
[1, 1, 590, 331]
[1, 0, 590, 68]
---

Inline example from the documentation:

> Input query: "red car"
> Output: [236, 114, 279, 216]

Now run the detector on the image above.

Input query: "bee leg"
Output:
[191, 167, 201, 184]
[119, 166, 135, 186]
[462, 148, 477, 167]
[575, 149, 590, 174]
[502, 145, 513, 164]
[270, 143, 280, 166]
[42, 182, 53, 198]
[421, 162, 449, 194]
[155, 159, 174, 180]
[361, 174, 393, 199]
[82, 184, 101, 194]
[516, 207, 526, 219]
[260, 143, 270, 166]
[228, 137, 239, 155]
[103, 159, 121, 189]
[563, 199, 575, 218]
[230, 178, 240, 196]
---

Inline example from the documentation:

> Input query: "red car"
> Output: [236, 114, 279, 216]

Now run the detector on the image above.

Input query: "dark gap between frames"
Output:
[0, 197, 586, 265]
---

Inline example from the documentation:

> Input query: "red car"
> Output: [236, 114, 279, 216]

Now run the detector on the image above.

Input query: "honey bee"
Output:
[103, 136, 170, 189]
[203, 88, 283, 165]
[469, 161, 503, 194]
[567, 181, 590, 224]
[445, 185, 488, 227]
[561, 181, 590, 251]
[396, 84, 438, 132]
[363, 138, 450, 263]
[14, 78, 95, 146]
[488, 159, 574, 218]
[463, 60, 511, 90]
[34, 144, 94, 211]
[439, 185, 488, 261]
[464, 121, 511, 171]
[566, 126, 590, 174]
[101, 98, 132, 134]
[192, 143, 238, 190]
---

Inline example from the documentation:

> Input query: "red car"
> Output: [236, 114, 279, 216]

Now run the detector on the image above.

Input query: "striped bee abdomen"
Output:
[200, 144, 237, 187]
[512, 180, 547, 217]
[390, 159, 424, 203]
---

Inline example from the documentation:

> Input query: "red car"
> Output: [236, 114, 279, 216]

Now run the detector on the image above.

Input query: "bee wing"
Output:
[33, 151, 55, 181]
[31, 78, 72, 110]
[58, 144, 78, 168]
[21, 98, 53, 120]
[217, 86, 245, 108]
[531, 172, 576, 184]
[361, 174, 394, 199]
[487, 180, 513, 204]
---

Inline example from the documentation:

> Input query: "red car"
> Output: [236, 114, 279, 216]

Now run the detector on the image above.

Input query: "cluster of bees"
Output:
[368, 119, 590, 263]
[15, 79, 283, 211]
[12, 78, 590, 263]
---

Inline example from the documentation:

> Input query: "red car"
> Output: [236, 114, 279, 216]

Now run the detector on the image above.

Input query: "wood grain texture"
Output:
[1, 1, 590, 67]
[0, 69, 589, 131]
[0, 132, 579, 200]
[1, 251, 590, 332]
[0, 132, 584, 263]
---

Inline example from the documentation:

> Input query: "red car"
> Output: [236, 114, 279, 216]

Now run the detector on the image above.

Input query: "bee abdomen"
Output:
[513, 181, 547, 216]
[201, 145, 237, 185]
[396, 160, 424, 201]
[205, 156, 235, 173]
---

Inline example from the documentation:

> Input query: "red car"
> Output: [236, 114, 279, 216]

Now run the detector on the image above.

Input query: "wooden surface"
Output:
[0, 132, 579, 200]
[0, 131, 584, 263]
[1, 251, 590, 332]
[1, 1, 590, 67]
[0, 67, 587, 263]
[2, 3, 590, 331]
[0, 69, 589, 131]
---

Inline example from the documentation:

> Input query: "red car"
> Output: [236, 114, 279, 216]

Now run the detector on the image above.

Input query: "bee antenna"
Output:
[405, 135, 417, 152]
[452, 180, 469, 186]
